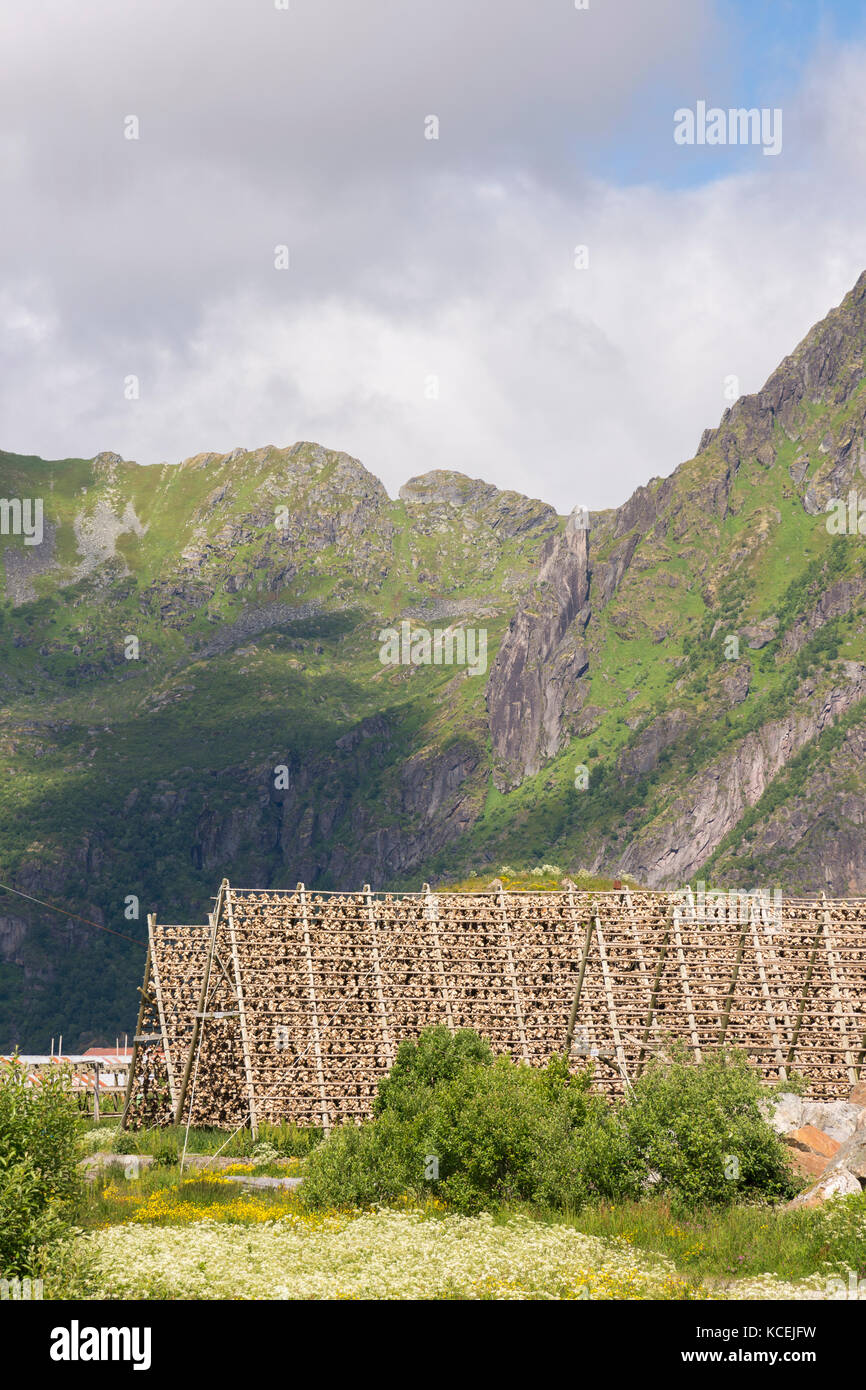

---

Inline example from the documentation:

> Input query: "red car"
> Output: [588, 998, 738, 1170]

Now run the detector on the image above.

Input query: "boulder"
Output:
[789, 1166, 862, 1208]
[786, 1148, 832, 1181]
[825, 1121, 866, 1182]
[784, 1125, 840, 1159]
[799, 1100, 866, 1143]
[766, 1092, 866, 1143]
[767, 1092, 806, 1134]
[79, 1152, 154, 1182]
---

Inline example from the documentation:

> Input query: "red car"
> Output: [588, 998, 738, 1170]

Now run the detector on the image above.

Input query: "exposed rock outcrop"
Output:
[618, 664, 866, 886]
[487, 508, 590, 787]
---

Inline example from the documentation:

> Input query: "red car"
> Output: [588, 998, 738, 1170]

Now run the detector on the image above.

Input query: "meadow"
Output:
[5, 1038, 866, 1301]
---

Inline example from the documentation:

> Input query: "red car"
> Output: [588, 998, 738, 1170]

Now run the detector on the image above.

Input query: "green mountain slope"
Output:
[3, 272, 866, 1048]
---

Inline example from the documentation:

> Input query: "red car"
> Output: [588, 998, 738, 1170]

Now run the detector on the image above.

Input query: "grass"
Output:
[52, 1176, 866, 1300]
[105, 1120, 321, 1159]
[77, 1169, 303, 1232]
[567, 1193, 866, 1285]
[44, 1203, 707, 1301]
[61, 1116, 866, 1300]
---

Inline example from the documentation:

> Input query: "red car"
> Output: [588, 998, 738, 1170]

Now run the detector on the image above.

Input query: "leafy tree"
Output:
[0, 1059, 82, 1274]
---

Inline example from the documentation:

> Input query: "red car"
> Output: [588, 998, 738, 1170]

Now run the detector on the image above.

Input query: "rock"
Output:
[616, 710, 689, 783]
[487, 509, 591, 786]
[767, 1094, 865, 1144]
[824, 1119, 866, 1182]
[786, 1148, 831, 1181]
[398, 470, 556, 541]
[79, 1152, 155, 1182]
[784, 1125, 840, 1159]
[799, 1100, 865, 1143]
[740, 616, 778, 650]
[618, 664, 866, 885]
[789, 1166, 862, 1208]
[768, 1092, 805, 1134]
[849, 1081, 866, 1108]
[721, 661, 751, 707]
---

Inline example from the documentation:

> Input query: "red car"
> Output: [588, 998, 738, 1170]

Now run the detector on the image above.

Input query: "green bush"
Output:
[621, 1048, 795, 1206]
[304, 1028, 611, 1214]
[373, 1027, 493, 1120]
[302, 1031, 795, 1217]
[0, 1060, 82, 1275]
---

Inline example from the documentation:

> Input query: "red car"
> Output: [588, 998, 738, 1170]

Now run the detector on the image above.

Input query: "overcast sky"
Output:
[2, 0, 866, 512]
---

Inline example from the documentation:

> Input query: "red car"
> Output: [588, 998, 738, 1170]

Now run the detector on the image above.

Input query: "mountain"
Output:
[3, 272, 866, 1047]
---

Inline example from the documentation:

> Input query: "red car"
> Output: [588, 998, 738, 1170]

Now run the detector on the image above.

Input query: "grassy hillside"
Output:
[4, 273, 866, 1047]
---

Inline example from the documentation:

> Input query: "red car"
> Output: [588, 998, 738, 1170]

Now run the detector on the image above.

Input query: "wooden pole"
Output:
[147, 914, 177, 1113]
[120, 945, 151, 1129]
[365, 886, 395, 1069]
[594, 906, 627, 1076]
[92, 1060, 100, 1123]
[785, 914, 823, 1072]
[820, 895, 857, 1086]
[717, 922, 748, 1046]
[498, 883, 529, 1064]
[565, 916, 595, 1057]
[174, 880, 226, 1127]
[748, 901, 787, 1074]
[298, 883, 330, 1135]
[424, 884, 454, 1034]
[226, 887, 258, 1139]
[636, 928, 669, 1074]
[672, 906, 701, 1062]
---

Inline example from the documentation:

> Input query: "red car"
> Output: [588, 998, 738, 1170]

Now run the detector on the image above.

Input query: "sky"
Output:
[2, 0, 866, 513]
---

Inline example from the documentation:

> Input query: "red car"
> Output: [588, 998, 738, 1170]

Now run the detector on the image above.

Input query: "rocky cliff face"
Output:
[618, 664, 866, 885]
[487, 509, 590, 787]
[5, 271, 866, 1045]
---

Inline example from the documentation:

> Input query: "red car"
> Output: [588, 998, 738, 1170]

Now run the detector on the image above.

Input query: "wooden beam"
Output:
[672, 906, 701, 1062]
[820, 895, 857, 1086]
[174, 879, 226, 1127]
[498, 884, 529, 1064]
[594, 904, 627, 1076]
[298, 883, 330, 1134]
[120, 944, 151, 1129]
[748, 901, 786, 1073]
[424, 884, 454, 1034]
[757, 892, 792, 1072]
[636, 927, 670, 1074]
[565, 895, 595, 1059]
[717, 921, 748, 1047]
[365, 886, 395, 1068]
[147, 914, 177, 1113]
[785, 914, 824, 1072]
[226, 886, 258, 1138]
[623, 885, 650, 984]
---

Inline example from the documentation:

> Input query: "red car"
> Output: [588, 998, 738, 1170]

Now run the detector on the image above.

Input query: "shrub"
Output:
[0, 1060, 82, 1275]
[302, 1032, 795, 1217]
[621, 1048, 795, 1206]
[374, 1026, 493, 1120]
[305, 1029, 610, 1214]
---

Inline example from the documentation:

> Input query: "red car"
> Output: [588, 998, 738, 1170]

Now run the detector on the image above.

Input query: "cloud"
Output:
[1, 1, 865, 512]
